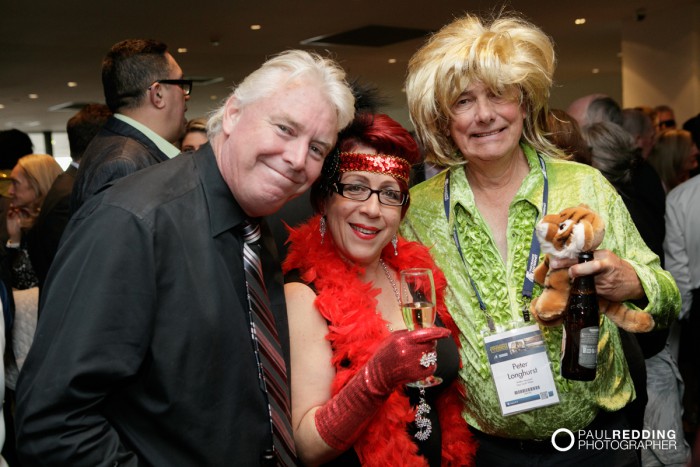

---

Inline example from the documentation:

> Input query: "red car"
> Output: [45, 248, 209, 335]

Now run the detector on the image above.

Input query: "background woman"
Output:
[402, 12, 679, 466]
[283, 113, 475, 466]
[2, 153, 62, 462]
[179, 117, 208, 153]
[4, 154, 63, 289]
[647, 128, 698, 192]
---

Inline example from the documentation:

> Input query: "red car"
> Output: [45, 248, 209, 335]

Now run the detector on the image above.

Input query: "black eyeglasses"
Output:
[332, 182, 408, 206]
[150, 79, 193, 96]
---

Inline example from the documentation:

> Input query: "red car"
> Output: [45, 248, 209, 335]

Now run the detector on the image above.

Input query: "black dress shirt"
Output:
[16, 144, 290, 466]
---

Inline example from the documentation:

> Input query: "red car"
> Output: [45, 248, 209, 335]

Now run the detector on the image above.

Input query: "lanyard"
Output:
[443, 155, 548, 331]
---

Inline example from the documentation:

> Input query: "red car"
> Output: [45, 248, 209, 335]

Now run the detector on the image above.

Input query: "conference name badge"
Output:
[483, 324, 560, 416]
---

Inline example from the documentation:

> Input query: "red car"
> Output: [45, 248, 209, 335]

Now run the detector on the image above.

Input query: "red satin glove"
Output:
[315, 327, 451, 452]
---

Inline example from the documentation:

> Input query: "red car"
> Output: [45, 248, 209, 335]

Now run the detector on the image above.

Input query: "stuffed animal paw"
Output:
[529, 205, 654, 333]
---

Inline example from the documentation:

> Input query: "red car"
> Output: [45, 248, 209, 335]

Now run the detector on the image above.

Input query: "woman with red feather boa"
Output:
[283, 113, 476, 466]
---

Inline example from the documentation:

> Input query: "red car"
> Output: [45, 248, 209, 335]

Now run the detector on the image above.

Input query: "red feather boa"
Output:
[283, 215, 476, 466]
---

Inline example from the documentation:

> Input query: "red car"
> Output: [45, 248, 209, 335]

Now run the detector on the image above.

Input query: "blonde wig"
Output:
[406, 13, 563, 166]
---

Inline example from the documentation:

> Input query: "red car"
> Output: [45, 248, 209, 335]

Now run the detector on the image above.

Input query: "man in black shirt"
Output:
[15, 50, 354, 466]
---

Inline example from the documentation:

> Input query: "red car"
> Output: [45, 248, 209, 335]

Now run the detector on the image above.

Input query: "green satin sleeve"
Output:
[598, 182, 680, 328]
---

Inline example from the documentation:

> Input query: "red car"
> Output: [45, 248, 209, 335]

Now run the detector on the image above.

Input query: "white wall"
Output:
[622, 4, 700, 124]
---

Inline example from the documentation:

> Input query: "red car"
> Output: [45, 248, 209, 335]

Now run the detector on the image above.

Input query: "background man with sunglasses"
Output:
[70, 39, 191, 213]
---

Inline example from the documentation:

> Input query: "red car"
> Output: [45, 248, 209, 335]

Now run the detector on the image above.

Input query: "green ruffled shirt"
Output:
[400, 143, 680, 439]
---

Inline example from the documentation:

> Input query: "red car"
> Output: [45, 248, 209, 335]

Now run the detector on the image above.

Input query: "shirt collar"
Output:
[114, 113, 180, 159]
[449, 142, 547, 219]
[193, 143, 247, 237]
[515, 143, 547, 215]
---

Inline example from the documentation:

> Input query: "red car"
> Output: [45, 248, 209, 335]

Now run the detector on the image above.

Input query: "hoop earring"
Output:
[392, 235, 398, 256]
[320, 216, 327, 244]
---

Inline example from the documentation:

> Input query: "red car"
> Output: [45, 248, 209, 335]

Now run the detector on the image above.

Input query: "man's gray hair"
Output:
[207, 50, 354, 137]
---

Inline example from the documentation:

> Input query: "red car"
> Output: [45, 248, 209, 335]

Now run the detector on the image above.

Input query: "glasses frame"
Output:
[151, 79, 193, 96]
[332, 182, 409, 206]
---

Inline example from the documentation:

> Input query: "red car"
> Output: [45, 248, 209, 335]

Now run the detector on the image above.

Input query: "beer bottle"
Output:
[561, 251, 599, 381]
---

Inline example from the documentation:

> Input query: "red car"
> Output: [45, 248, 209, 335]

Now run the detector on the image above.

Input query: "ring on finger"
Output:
[420, 351, 437, 368]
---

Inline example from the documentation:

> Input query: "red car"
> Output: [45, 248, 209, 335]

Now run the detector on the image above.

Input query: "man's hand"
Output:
[548, 249, 645, 303]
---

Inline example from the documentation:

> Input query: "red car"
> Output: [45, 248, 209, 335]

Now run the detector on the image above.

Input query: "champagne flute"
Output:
[400, 268, 442, 388]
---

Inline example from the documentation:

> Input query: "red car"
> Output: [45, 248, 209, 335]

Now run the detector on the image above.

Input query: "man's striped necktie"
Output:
[240, 219, 296, 466]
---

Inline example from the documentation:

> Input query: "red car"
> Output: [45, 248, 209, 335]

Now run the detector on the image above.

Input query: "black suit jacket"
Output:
[628, 160, 666, 265]
[620, 160, 669, 359]
[26, 164, 77, 289]
[70, 116, 169, 213]
[16, 146, 290, 465]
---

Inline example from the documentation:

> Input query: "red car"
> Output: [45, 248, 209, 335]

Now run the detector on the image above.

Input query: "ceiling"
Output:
[1, 0, 696, 134]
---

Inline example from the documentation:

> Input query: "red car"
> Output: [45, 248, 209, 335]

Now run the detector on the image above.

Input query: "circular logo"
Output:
[551, 428, 575, 452]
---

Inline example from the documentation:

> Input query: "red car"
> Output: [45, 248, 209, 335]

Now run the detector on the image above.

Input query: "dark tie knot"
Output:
[241, 219, 262, 245]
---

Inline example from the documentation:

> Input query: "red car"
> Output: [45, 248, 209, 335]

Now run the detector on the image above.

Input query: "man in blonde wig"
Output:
[401, 12, 679, 465]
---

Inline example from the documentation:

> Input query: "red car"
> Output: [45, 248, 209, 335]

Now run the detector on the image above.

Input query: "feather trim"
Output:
[284, 215, 476, 466]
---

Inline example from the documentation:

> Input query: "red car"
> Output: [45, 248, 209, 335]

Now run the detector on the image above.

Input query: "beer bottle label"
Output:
[578, 326, 599, 369]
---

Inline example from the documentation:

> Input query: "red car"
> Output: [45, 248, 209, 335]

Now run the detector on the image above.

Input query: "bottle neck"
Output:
[578, 251, 594, 264]
[573, 251, 596, 289]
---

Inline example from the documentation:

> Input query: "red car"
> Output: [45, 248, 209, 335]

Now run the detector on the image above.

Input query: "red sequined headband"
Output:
[338, 152, 411, 183]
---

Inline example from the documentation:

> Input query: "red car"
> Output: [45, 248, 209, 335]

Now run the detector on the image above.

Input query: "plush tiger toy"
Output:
[528, 205, 655, 333]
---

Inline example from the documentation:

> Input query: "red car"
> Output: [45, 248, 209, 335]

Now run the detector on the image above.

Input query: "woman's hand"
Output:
[370, 328, 451, 391]
[6, 206, 38, 244]
[548, 249, 645, 303]
[313, 327, 450, 454]
[7, 206, 25, 243]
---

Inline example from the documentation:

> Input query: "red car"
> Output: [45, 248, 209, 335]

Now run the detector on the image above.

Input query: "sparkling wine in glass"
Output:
[400, 268, 442, 388]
